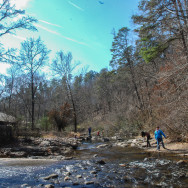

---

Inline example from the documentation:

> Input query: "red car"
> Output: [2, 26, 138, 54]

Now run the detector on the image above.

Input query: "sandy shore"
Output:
[0, 158, 58, 166]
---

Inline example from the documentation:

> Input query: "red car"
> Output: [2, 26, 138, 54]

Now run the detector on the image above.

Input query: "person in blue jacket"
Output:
[155, 126, 166, 150]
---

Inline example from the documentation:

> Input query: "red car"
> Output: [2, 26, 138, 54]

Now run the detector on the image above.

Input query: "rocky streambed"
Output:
[0, 137, 79, 159]
[0, 137, 188, 187]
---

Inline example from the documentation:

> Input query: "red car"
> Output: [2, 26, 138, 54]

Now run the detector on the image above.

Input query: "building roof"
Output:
[0, 112, 16, 123]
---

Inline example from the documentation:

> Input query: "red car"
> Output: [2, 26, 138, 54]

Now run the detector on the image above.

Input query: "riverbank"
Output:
[147, 139, 188, 154]
[0, 136, 80, 159]
[124, 136, 188, 158]
[0, 132, 188, 159]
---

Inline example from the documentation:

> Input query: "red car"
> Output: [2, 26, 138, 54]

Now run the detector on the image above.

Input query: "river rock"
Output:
[96, 160, 106, 165]
[111, 136, 118, 140]
[95, 167, 101, 172]
[73, 182, 80, 185]
[38, 184, 44, 187]
[90, 171, 97, 174]
[78, 136, 85, 141]
[64, 156, 73, 160]
[76, 175, 82, 178]
[114, 142, 128, 147]
[45, 184, 54, 188]
[48, 146, 60, 152]
[63, 148, 73, 154]
[21, 184, 29, 187]
[131, 143, 136, 147]
[119, 163, 126, 167]
[64, 176, 71, 181]
[55, 156, 64, 160]
[9, 151, 27, 158]
[43, 174, 58, 180]
[96, 144, 108, 148]
[133, 138, 139, 143]
[127, 139, 133, 144]
[0, 136, 79, 159]
[40, 140, 50, 147]
[177, 160, 187, 165]
[54, 180, 60, 184]
[85, 181, 94, 185]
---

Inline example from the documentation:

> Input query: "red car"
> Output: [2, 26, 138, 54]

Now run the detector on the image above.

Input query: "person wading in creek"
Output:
[141, 131, 151, 147]
[88, 127, 92, 137]
[154, 126, 167, 150]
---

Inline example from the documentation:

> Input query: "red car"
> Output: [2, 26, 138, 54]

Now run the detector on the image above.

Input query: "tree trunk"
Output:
[128, 57, 143, 109]
[173, 0, 188, 62]
[31, 76, 35, 130]
[67, 81, 77, 132]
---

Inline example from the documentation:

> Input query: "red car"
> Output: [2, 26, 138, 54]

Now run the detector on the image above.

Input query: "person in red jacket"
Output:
[141, 131, 151, 147]
[97, 131, 100, 136]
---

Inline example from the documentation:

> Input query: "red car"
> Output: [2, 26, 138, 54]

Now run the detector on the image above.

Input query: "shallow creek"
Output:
[0, 142, 187, 188]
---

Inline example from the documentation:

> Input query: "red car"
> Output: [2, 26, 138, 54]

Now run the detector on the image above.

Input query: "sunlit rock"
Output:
[44, 184, 54, 188]
[76, 175, 82, 178]
[43, 174, 58, 180]
[177, 160, 187, 165]
[64, 176, 71, 181]
[96, 144, 108, 148]
[85, 181, 94, 185]
[39, 141, 50, 147]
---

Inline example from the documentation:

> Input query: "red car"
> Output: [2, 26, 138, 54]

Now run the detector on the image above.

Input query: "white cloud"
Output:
[68, 1, 84, 11]
[35, 24, 88, 46]
[39, 20, 63, 29]
[10, 0, 32, 9]
[34, 24, 60, 35]
[59, 34, 88, 46]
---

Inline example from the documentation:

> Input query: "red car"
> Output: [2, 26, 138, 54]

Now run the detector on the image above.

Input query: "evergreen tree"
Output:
[132, 0, 188, 62]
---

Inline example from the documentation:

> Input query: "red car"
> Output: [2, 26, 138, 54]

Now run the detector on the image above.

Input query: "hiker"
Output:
[141, 131, 151, 147]
[88, 127, 91, 137]
[154, 126, 166, 150]
[97, 131, 100, 136]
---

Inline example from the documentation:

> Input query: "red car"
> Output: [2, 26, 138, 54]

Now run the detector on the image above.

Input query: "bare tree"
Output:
[51, 51, 79, 132]
[18, 37, 50, 129]
[0, 0, 37, 62]
[0, 0, 37, 112]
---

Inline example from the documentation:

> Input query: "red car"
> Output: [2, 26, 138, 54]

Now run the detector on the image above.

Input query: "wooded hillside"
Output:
[0, 0, 187, 141]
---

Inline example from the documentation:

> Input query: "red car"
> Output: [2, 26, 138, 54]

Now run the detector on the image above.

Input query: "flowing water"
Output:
[0, 142, 187, 188]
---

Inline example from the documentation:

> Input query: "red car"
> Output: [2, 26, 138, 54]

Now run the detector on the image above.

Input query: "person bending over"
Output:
[141, 131, 151, 147]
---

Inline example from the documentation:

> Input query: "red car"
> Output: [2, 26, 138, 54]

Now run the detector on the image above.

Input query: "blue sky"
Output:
[1, 0, 139, 74]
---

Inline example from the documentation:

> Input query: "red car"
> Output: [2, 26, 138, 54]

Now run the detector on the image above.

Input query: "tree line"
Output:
[0, 0, 187, 141]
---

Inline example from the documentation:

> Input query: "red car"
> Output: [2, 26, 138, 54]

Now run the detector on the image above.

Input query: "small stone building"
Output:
[0, 112, 16, 145]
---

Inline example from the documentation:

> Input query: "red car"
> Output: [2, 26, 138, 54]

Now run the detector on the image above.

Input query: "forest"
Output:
[0, 0, 187, 141]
